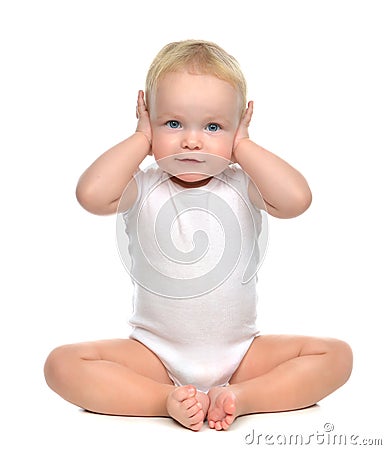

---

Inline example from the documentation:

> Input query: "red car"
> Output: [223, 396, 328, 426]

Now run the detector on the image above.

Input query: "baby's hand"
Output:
[135, 90, 152, 154]
[232, 101, 253, 161]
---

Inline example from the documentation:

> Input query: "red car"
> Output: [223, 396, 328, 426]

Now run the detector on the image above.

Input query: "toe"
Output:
[222, 419, 231, 431]
[190, 408, 205, 426]
[187, 402, 202, 418]
[182, 396, 198, 409]
[173, 385, 196, 402]
[224, 396, 236, 415]
[190, 420, 204, 432]
[215, 421, 223, 431]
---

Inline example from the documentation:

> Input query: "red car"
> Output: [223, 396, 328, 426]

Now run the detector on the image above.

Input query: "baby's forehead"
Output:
[156, 68, 238, 91]
[149, 70, 243, 115]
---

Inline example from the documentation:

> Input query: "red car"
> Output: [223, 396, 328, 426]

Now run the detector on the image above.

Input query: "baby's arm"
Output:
[233, 102, 312, 219]
[76, 91, 151, 215]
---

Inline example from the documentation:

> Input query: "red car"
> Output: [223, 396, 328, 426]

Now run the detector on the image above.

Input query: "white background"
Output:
[1, 1, 385, 449]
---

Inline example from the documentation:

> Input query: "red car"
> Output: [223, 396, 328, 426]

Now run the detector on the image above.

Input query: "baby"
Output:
[44, 40, 353, 431]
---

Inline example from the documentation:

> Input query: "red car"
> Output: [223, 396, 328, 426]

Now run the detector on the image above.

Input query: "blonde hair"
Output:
[145, 39, 247, 116]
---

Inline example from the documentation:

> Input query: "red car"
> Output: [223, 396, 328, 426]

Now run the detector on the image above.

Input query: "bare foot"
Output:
[207, 386, 237, 431]
[166, 385, 209, 431]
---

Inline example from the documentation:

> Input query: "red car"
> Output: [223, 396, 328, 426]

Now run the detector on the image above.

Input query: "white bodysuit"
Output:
[120, 164, 265, 393]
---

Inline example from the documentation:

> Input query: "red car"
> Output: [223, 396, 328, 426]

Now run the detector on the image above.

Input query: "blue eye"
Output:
[206, 123, 220, 132]
[166, 120, 181, 129]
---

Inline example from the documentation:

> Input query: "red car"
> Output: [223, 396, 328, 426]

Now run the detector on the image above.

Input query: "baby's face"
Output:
[148, 70, 242, 185]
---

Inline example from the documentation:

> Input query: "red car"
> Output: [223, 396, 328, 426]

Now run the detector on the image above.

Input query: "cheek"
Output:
[152, 130, 178, 158]
[214, 135, 236, 154]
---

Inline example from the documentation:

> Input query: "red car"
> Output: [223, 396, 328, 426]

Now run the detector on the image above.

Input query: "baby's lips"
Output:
[158, 153, 230, 177]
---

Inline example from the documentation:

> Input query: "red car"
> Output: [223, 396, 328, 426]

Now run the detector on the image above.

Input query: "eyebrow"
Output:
[155, 113, 184, 120]
[155, 112, 234, 126]
[202, 115, 235, 127]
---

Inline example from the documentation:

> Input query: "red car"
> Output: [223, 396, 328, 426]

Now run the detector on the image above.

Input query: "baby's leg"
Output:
[207, 335, 353, 430]
[44, 339, 207, 431]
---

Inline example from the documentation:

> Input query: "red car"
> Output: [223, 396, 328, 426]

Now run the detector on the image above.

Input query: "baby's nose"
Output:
[182, 131, 203, 150]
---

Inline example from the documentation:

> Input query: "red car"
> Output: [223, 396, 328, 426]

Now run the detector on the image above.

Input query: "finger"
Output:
[138, 90, 147, 111]
[136, 90, 140, 118]
[136, 90, 146, 119]
[137, 90, 144, 105]
[243, 100, 254, 125]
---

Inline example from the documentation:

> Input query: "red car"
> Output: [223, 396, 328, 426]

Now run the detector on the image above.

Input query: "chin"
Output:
[170, 173, 212, 188]
[177, 173, 207, 182]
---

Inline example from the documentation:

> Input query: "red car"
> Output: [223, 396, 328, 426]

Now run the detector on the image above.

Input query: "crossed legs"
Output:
[207, 335, 353, 430]
[44, 339, 208, 430]
[44, 335, 352, 431]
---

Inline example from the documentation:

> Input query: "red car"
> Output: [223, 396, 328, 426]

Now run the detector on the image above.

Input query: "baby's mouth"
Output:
[175, 157, 205, 163]
[158, 153, 229, 180]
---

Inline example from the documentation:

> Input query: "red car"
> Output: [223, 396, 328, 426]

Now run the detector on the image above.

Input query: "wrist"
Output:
[134, 130, 152, 150]
[233, 137, 251, 156]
